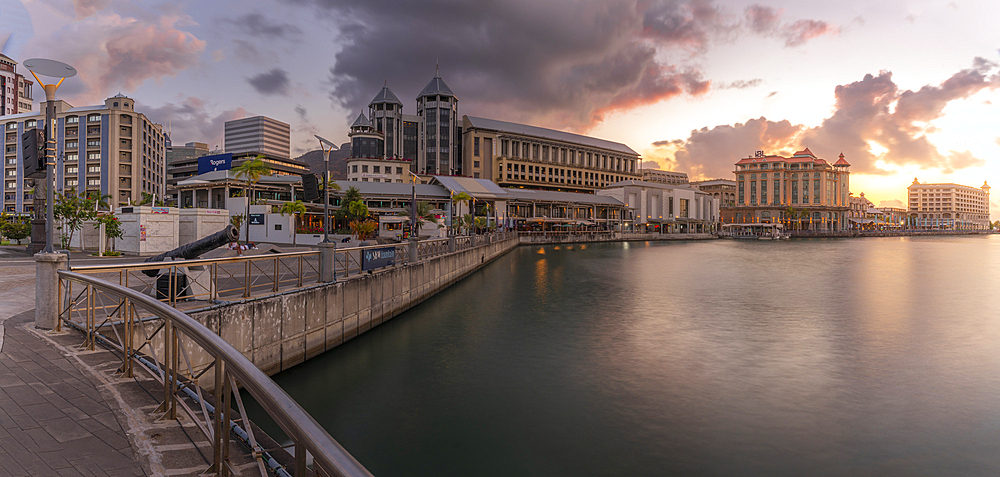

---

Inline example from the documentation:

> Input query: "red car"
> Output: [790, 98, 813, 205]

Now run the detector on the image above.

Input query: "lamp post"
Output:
[314, 135, 339, 243]
[24, 58, 76, 254]
[407, 170, 419, 237]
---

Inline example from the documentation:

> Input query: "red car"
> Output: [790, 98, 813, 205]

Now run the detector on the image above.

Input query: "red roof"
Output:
[834, 153, 850, 166]
[792, 147, 815, 157]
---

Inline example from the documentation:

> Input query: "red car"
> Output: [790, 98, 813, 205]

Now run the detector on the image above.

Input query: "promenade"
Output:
[0, 248, 254, 476]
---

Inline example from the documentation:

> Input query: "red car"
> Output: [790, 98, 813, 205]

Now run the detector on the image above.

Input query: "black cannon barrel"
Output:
[142, 225, 239, 277]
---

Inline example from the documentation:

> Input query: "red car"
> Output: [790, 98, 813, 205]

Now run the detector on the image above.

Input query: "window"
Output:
[87, 140, 100, 147]
[87, 153, 100, 160]
[65, 141, 78, 149]
[474, 137, 480, 156]
[362, 165, 368, 173]
[396, 167, 403, 174]
[87, 166, 100, 173]
[352, 165, 357, 173]
[66, 166, 78, 174]
[88, 114, 100, 122]
[373, 166, 380, 173]
[473, 161, 480, 168]
[87, 179, 100, 187]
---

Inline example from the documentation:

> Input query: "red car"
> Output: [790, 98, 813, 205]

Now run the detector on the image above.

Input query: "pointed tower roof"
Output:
[834, 152, 850, 166]
[792, 147, 815, 157]
[351, 112, 371, 128]
[370, 82, 402, 106]
[418, 63, 455, 98]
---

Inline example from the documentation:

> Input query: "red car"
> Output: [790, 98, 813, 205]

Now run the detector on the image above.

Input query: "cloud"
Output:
[138, 97, 246, 149]
[719, 79, 763, 89]
[22, 9, 204, 104]
[294, 105, 308, 121]
[293, 0, 835, 131]
[247, 68, 290, 96]
[878, 199, 904, 208]
[744, 5, 838, 47]
[657, 58, 1000, 179]
[222, 13, 302, 39]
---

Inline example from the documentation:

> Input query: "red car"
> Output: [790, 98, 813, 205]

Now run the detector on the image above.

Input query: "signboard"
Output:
[361, 247, 396, 271]
[151, 207, 169, 214]
[197, 153, 233, 174]
[248, 213, 264, 225]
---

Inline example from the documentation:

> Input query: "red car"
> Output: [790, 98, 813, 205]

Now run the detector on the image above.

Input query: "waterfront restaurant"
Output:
[725, 148, 850, 231]
[503, 188, 625, 231]
[598, 180, 719, 234]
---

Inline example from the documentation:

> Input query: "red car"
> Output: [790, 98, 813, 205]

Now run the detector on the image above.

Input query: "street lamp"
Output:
[407, 170, 419, 237]
[24, 58, 76, 254]
[314, 135, 339, 243]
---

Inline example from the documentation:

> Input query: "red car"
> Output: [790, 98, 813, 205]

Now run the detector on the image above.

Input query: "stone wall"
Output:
[178, 208, 229, 247]
[186, 235, 518, 377]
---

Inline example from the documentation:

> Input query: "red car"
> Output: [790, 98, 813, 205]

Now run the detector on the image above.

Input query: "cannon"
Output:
[142, 224, 239, 277]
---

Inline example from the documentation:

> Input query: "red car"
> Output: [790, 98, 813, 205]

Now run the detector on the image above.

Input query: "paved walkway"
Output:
[0, 311, 146, 476]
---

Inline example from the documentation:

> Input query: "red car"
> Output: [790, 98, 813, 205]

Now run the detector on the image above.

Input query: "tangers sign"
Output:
[362, 247, 396, 271]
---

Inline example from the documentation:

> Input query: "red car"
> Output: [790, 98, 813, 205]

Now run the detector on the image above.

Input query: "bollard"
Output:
[318, 242, 337, 283]
[35, 252, 68, 330]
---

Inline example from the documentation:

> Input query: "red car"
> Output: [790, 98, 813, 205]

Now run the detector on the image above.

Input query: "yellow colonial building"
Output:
[724, 148, 850, 231]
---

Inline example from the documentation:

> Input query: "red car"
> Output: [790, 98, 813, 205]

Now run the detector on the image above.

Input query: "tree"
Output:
[230, 213, 245, 234]
[451, 192, 471, 235]
[54, 188, 101, 250]
[413, 201, 438, 237]
[233, 155, 272, 244]
[348, 200, 369, 222]
[348, 219, 377, 241]
[94, 213, 124, 253]
[279, 200, 307, 245]
[0, 213, 31, 243]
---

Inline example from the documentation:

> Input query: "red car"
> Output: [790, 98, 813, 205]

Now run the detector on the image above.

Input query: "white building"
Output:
[641, 167, 688, 185]
[907, 179, 990, 229]
[599, 180, 719, 234]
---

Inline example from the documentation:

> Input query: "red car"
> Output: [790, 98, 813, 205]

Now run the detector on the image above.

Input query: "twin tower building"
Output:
[347, 66, 643, 192]
[349, 66, 461, 179]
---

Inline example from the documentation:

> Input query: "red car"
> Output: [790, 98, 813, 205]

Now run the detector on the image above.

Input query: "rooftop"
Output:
[464, 116, 639, 156]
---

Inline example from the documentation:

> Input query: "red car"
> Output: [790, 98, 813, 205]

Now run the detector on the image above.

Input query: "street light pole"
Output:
[314, 135, 339, 243]
[407, 170, 419, 237]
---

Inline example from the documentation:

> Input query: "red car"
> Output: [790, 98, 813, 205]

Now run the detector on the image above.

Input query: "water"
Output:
[248, 236, 1000, 476]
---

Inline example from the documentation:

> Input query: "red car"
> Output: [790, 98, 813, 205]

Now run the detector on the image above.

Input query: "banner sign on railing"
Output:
[362, 247, 396, 270]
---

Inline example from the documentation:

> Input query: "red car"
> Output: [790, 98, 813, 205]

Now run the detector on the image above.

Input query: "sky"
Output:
[3, 0, 999, 214]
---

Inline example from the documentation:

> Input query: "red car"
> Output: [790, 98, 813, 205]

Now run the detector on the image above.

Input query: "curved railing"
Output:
[57, 269, 372, 477]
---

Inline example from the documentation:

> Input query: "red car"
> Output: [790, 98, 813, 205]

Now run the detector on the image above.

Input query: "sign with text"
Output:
[248, 213, 264, 225]
[197, 153, 233, 174]
[361, 247, 396, 271]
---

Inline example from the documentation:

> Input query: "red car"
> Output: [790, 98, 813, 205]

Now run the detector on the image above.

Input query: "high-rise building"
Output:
[224, 116, 290, 159]
[344, 112, 410, 183]
[907, 179, 990, 229]
[416, 66, 460, 175]
[166, 141, 210, 193]
[2, 94, 166, 212]
[726, 148, 850, 230]
[0, 54, 33, 116]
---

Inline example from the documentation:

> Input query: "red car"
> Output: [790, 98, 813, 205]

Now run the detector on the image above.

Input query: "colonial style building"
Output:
[461, 116, 641, 193]
[0, 54, 33, 116]
[725, 148, 850, 231]
[907, 179, 990, 229]
[3, 94, 165, 213]
[641, 167, 688, 185]
[847, 191, 875, 229]
[691, 179, 736, 207]
[599, 180, 718, 233]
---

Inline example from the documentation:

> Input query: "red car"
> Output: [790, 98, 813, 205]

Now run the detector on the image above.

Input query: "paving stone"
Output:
[44, 417, 94, 444]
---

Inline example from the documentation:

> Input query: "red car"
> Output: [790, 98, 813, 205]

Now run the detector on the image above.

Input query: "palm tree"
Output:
[233, 155, 272, 244]
[279, 200, 307, 245]
[413, 201, 437, 237]
[784, 206, 798, 230]
[451, 192, 472, 234]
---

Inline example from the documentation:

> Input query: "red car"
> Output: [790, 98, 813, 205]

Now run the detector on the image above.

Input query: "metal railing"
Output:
[69, 251, 321, 310]
[57, 269, 372, 477]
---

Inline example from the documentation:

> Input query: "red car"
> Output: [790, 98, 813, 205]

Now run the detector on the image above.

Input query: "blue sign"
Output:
[197, 153, 233, 174]
[362, 247, 396, 271]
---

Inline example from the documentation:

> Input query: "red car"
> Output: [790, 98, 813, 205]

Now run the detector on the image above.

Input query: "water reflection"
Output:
[253, 236, 1000, 477]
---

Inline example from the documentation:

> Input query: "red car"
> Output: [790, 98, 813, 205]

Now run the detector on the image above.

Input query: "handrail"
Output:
[70, 250, 320, 272]
[57, 269, 372, 477]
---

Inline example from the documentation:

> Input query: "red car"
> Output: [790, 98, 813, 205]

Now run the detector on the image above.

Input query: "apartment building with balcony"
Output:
[2, 94, 165, 213]
[0, 54, 33, 116]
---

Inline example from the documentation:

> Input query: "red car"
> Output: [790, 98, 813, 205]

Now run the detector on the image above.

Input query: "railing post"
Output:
[318, 242, 336, 283]
[409, 237, 419, 263]
[34, 252, 68, 330]
[273, 257, 279, 293]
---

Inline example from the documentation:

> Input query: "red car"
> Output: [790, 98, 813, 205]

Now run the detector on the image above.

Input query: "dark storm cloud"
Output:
[222, 13, 302, 39]
[656, 58, 1000, 178]
[291, 0, 836, 131]
[247, 68, 291, 96]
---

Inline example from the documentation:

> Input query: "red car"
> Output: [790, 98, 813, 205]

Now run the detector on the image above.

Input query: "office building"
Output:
[907, 179, 990, 229]
[691, 179, 736, 207]
[599, 180, 718, 233]
[0, 54, 33, 116]
[416, 67, 461, 175]
[2, 94, 166, 212]
[224, 116, 291, 159]
[166, 141, 210, 189]
[726, 148, 850, 231]
[461, 116, 641, 193]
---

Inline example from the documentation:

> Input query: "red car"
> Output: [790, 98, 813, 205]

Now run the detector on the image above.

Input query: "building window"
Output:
[362, 165, 368, 173]
[474, 137, 480, 156]
[352, 165, 358, 173]
[473, 161, 480, 168]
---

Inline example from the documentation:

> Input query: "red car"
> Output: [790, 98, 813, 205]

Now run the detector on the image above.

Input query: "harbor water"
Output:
[249, 235, 1000, 476]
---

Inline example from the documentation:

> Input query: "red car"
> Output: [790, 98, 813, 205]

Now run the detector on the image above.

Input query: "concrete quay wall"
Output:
[186, 236, 518, 376]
